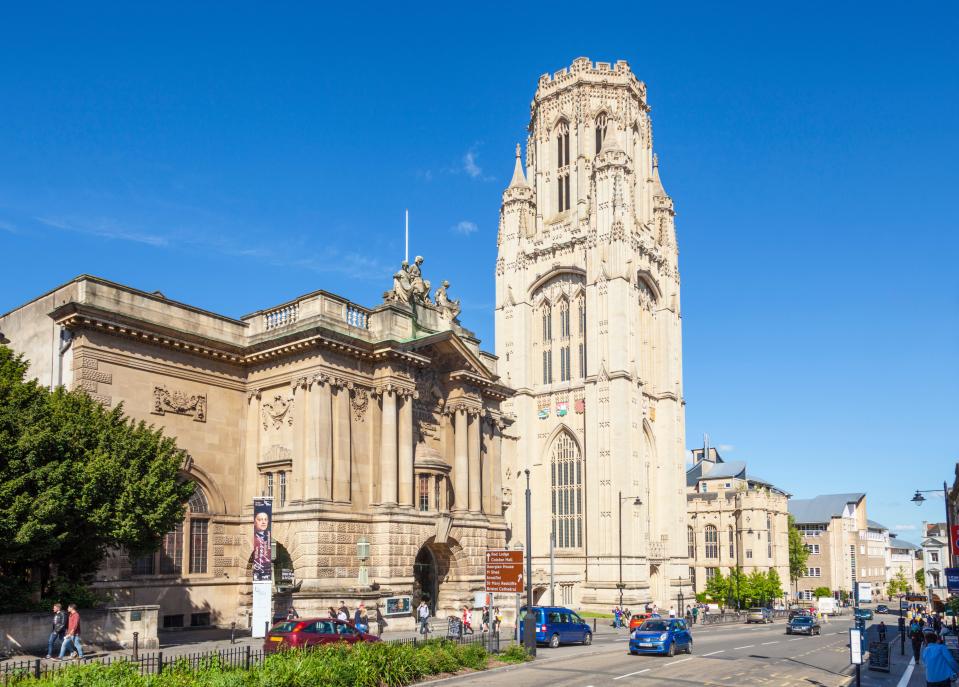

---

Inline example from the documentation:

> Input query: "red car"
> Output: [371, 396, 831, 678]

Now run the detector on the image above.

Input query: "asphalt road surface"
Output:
[450, 617, 874, 687]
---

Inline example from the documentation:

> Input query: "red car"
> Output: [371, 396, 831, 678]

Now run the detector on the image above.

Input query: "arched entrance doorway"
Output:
[413, 546, 438, 616]
[649, 564, 663, 609]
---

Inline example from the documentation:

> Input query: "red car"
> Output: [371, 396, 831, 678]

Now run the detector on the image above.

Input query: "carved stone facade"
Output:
[496, 58, 689, 609]
[0, 265, 510, 629]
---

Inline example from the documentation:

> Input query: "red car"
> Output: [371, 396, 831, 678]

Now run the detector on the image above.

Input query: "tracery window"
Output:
[556, 121, 570, 212]
[560, 346, 570, 382]
[728, 526, 735, 559]
[550, 432, 583, 548]
[687, 526, 695, 559]
[542, 305, 552, 342]
[595, 112, 608, 154]
[559, 301, 570, 337]
[542, 350, 552, 385]
[704, 525, 718, 559]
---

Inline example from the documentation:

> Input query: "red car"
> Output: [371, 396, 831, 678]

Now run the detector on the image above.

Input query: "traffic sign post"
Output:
[485, 550, 524, 593]
[850, 627, 863, 687]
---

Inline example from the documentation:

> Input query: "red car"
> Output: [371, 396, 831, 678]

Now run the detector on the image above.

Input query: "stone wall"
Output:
[0, 605, 159, 656]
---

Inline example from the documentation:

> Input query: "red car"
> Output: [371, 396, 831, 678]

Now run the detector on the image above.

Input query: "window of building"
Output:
[700, 482, 708, 493]
[163, 614, 184, 629]
[542, 306, 552, 342]
[419, 474, 430, 512]
[578, 300, 586, 335]
[806, 567, 821, 577]
[266, 472, 274, 500]
[434, 477, 441, 513]
[550, 431, 583, 549]
[159, 522, 183, 575]
[560, 302, 570, 337]
[704, 525, 718, 559]
[687, 526, 695, 559]
[745, 549, 753, 559]
[689, 566, 697, 590]
[132, 554, 154, 576]
[595, 112, 608, 154]
[930, 551, 940, 563]
[560, 346, 571, 382]
[805, 544, 820, 555]
[189, 519, 208, 574]
[705, 567, 717, 582]
[556, 121, 570, 212]
[542, 350, 552, 385]
[578, 343, 585, 378]
[191, 613, 211, 627]
[728, 526, 735, 559]
[278, 471, 287, 507]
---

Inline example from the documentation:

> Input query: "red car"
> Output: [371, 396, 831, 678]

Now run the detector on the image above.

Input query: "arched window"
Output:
[550, 432, 583, 548]
[542, 304, 552, 342]
[704, 525, 718, 559]
[577, 296, 586, 378]
[728, 526, 735, 559]
[135, 482, 210, 577]
[595, 112, 608, 154]
[556, 121, 570, 212]
[687, 526, 695, 559]
[559, 300, 570, 338]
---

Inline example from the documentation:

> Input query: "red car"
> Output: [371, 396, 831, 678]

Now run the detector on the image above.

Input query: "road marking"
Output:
[733, 645, 754, 649]
[612, 668, 650, 680]
[761, 641, 779, 645]
[896, 657, 916, 687]
[664, 658, 693, 667]
[788, 637, 803, 641]
[702, 650, 725, 656]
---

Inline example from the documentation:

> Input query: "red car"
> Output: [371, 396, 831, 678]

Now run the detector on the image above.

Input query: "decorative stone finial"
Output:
[508, 143, 528, 189]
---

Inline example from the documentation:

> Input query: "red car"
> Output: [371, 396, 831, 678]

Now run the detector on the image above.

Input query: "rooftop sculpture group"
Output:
[385, 255, 461, 322]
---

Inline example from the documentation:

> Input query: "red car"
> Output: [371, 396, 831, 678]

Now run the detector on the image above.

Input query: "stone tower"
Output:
[496, 58, 689, 610]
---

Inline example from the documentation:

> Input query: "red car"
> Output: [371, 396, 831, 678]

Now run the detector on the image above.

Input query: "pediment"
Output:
[404, 331, 495, 382]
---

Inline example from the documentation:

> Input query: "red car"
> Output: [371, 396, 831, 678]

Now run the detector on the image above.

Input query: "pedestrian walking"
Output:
[57, 604, 83, 660]
[494, 607, 502, 633]
[921, 631, 958, 687]
[878, 621, 886, 642]
[482, 606, 490, 633]
[46, 603, 66, 659]
[374, 604, 386, 637]
[613, 606, 622, 628]
[417, 600, 430, 636]
[910, 620, 925, 663]
[462, 606, 474, 634]
[692, 605, 699, 625]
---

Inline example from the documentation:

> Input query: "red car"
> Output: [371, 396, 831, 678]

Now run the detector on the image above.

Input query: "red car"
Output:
[264, 618, 380, 653]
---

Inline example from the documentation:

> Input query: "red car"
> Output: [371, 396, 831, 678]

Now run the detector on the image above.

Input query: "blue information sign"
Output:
[945, 568, 959, 593]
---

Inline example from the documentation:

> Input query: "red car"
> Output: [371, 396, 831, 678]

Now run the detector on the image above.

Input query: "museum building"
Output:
[0, 262, 512, 629]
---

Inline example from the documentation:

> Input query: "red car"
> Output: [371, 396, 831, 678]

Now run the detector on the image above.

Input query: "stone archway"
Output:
[412, 537, 460, 616]
[649, 564, 664, 609]
[413, 546, 439, 616]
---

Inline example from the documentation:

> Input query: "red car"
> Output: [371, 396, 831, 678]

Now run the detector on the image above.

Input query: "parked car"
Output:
[519, 606, 593, 648]
[629, 618, 693, 657]
[854, 608, 874, 621]
[786, 615, 821, 636]
[876, 604, 890, 614]
[746, 608, 773, 624]
[264, 618, 380, 653]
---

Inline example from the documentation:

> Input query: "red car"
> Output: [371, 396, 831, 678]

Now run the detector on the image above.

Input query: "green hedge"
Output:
[5, 640, 494, 687]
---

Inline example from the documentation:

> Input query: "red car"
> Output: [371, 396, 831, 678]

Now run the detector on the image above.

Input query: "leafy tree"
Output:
[704, 570, 729, 607]
[0, 345, 193, 611]
[787, 516, 809, 590]
[887, 570, 910, 597]
[765, 569, 784, 602]
[915, 569, 925, 590]
[727, 567, 748, 609]
[813, 586, 832, 598]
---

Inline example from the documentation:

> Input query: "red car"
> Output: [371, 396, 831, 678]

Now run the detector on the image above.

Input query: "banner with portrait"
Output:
[252, 497, 273, 582]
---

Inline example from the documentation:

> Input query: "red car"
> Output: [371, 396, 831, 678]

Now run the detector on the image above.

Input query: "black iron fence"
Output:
[0, 632, 503, 684]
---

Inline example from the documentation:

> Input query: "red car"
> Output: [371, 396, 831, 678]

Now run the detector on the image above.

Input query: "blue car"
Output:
[518, 606, 593, 648]
[629, 618, 693, 657]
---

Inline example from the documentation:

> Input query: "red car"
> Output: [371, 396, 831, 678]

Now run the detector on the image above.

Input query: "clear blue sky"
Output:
[2, 2, 956, 542]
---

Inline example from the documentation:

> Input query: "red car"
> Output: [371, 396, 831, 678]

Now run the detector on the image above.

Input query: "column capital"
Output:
[246, 388, 262, 403]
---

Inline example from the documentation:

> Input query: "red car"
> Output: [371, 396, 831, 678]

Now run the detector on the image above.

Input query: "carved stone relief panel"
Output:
[261, 394, 294, 429]
[153, 385, 206, 422]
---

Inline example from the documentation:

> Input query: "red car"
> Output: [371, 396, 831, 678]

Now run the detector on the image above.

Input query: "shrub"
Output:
[498, 643, 531, 664]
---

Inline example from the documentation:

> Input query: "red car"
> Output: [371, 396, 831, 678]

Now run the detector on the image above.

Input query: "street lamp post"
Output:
[617, 491, 643, 611]
[912, 482, 953, 610]
[523, 469, 536, 656]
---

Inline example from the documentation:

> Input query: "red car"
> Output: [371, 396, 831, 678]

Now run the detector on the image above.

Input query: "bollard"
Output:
[592, 618, 597, 633]
[133, 631, 139, 661]
[265, 620, 270, 638]
[231, 621, 236, 645]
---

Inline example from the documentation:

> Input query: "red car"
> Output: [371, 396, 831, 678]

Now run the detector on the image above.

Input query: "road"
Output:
[447, 615, 896, 687]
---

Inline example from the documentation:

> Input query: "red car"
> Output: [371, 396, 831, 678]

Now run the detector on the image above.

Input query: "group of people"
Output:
[904, 611, 957, 687]
[460, 605, 501, 635]
[322, 600, 372, 634]
[45, 603, 83, 661]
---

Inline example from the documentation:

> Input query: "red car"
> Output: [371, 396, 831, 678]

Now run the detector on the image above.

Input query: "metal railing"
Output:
[0, 633, 503, 684]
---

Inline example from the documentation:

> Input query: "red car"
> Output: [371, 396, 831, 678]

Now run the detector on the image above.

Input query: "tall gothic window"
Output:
[578, 342, 586, 378]
[704, 525, 718, 559]
[767, 514, 773, 559]
[550, 432, 583, 548]
[578, 299, 586, 335]
[595, 112, 608, 154]
[560, 346, 570, 382]
[577, 297, 586, 379]
[542, 350, 553, 385]
[728, 526, 735, 559]
[559, 301, 570, 337]
[542, 305, 552, 342]
[687, 526, 695, 559]
[556, 121, 570, 212]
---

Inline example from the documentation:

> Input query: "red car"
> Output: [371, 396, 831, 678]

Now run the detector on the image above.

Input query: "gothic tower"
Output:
[496, 58, 689, 610]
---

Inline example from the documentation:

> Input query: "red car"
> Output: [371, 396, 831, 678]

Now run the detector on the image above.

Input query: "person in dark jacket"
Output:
[57, 604, 83, 660]
[46, 603, 65, 659]
[909, 620, 925, 663]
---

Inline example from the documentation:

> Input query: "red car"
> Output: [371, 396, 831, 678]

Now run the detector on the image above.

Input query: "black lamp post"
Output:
[523, 469, 536, 656]
[617, 491, 643, 610]
[912, 483, 953, 565]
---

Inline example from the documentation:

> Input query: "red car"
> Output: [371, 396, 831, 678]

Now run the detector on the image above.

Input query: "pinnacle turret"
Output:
[508, 143, 528, 188]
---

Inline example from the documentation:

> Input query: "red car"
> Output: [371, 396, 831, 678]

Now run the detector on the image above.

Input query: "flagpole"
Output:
[405, 209, 409, 263]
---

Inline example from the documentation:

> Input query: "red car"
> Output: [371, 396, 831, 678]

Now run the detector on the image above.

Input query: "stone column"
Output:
[244, 389, 261, 503]
[291, 378, 307, 504]
[379, 388, 398, 505]
[453, 407, 468, 512]
[490, 419, 504, 516]
[398, 392, 414, 507]
[332, 382, 352, 503]
[468, 410, 481, 513]
[306, 376, 333, 502]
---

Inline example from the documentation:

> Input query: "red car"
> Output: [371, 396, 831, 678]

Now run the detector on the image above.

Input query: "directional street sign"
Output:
[485, 549, 524, 593]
